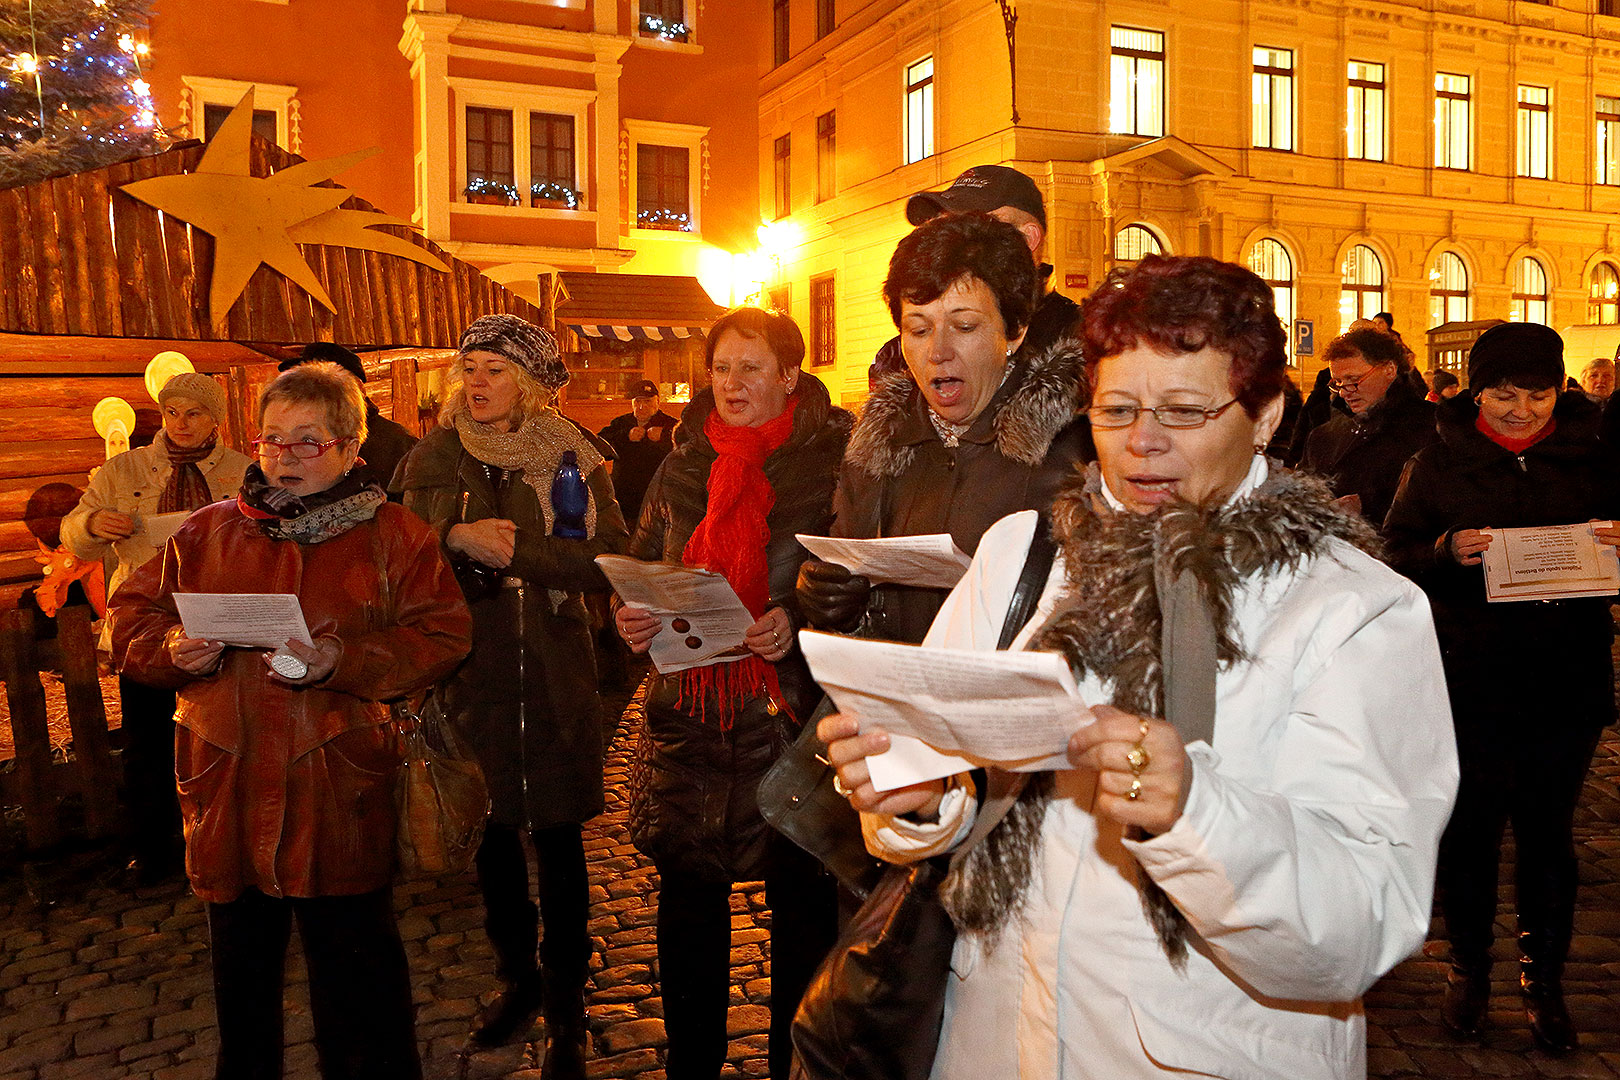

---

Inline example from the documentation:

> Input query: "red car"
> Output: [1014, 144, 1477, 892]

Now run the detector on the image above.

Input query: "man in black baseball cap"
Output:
[596, 379, 676, 526]
[279, 342, 418, 489]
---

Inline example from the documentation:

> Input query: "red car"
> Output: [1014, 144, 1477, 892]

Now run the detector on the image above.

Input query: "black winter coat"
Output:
[394, 422, 630, 828]
[1384, 391, 1620, 736]
[598, 408, 678, 525]
[1302, 373, 1438, 526]
[626, 374, 852, 884]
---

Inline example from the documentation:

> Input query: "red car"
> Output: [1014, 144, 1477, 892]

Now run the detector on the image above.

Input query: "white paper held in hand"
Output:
[595, 555, 757, 674]
[1480, 521, 1620, 602]
[172, 593, 314, 651]
[794, 533, 973, 590]
[798, 630, 1095, 791]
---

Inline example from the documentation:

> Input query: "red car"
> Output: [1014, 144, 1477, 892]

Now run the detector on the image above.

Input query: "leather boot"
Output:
[541, 982, 587, 1080]
[1440, 960, 1490, 1041]
[470, 972, 546, 1048]
[1520, 933, 1578, 1055]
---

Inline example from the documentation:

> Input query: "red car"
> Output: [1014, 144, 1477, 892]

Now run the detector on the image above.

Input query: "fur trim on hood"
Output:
[845, 337, 1086, 477]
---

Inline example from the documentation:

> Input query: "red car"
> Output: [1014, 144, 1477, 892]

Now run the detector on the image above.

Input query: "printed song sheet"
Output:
[795, 533, 973, 590]
[1481, 522, 1620, 602]
[595, 555, 757, 674]
[141, 510, 192, 551]
[799, 630, 1093, 790]
[172, 593, 313, 650]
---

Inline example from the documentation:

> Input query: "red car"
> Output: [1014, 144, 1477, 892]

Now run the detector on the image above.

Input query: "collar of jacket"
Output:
[1351, 370, 1428, 434]
[845, 337, 1085, 480]
[1435, 385, 1601, 464]
[672, 368, 842, 459]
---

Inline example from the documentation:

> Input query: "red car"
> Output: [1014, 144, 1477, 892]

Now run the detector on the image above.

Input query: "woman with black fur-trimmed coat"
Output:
[795, 212, 1091, 645]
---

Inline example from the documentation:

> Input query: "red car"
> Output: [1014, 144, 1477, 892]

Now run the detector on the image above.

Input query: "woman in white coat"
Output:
[820, 255, 1459, 1080]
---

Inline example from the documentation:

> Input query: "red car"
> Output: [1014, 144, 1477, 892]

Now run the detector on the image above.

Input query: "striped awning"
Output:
[562, 323, 704, 342]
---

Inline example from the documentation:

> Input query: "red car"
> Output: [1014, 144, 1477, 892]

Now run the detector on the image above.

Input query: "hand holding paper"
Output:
[1480, 521, 1620, 601]
[795, 533, 972, 590]
[596, 555, 756, 674]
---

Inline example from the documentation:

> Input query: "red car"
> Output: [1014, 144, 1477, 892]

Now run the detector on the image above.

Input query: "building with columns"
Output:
[761, 0, 1620, 404]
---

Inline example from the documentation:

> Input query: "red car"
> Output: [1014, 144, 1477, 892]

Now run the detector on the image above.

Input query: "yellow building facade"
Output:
[761, 0, 1620, 404]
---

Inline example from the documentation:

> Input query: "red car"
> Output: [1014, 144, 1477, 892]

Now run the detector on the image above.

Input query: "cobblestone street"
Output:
[1, 669, 1617, 1079]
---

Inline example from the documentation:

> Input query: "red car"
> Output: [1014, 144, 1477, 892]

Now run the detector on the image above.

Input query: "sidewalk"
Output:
[0, 673, 1616, 1079]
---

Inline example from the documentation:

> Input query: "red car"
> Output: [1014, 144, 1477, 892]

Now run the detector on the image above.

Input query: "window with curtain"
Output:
[1346, 60, 1385, 162]
[1517, 85, 1549, 179]
[1110, 27, 1165, 137]
[1429, 252, 1471, 326]
[1252, 47, 1294, 151]
[1434, 72, 1471, 170]
[1512, 258, 1549, 325]
[1589, 262, 1619, 324]
[1598, 96, 1620, 185]
[637, 144, 691, 231]
[1248, 238, 1295, 359]
[905, 56, 935, 164]
[1114, 224, 1165, 263]
[1340, 244, 1384, 329]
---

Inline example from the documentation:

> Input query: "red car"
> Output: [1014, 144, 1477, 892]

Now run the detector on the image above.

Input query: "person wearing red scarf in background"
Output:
[1386, 322, 1620, 1056]
[614, 307, 852, 1080]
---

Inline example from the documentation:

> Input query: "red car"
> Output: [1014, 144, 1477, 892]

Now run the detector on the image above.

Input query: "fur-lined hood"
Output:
[845, 337, 1085, 478]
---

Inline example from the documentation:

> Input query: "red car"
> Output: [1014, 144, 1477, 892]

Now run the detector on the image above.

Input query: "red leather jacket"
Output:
[111, 499, 472, 902]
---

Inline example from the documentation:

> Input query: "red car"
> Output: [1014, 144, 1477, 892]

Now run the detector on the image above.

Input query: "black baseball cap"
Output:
[281, 341, 367, 383]
[905, 165, 1046, 227]
[627, 380, 659, 400]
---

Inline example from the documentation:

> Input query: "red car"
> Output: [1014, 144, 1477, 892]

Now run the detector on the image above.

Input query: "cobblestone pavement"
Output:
[1, 669, 1618, 1080]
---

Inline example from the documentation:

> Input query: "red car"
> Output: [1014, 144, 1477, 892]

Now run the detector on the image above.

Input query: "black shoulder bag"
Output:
[789, 515, 1058, 1080]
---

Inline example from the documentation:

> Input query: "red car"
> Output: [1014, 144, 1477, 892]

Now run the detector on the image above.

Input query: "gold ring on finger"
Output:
[1126, 777, 1143, 800]
[1126, 744, 1150, 773]
[832, 773, 852, 798]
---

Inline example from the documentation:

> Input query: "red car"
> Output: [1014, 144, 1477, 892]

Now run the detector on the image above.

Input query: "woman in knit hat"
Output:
[393, 314, 630, 1076]
[1386, 322, 1620, 1054]
[60, 371, 251, 885]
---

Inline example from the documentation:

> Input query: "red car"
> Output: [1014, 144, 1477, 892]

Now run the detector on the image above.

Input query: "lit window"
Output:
[639, 0, 689, 42]
[773, 134, 791, 220]
[466, 106, 516, 203]
[1347, 61, 1385, 162]
[1434, 72, 1471, 170]
[1589, 262, 1619, 324]
[637, 144, 691, 231]
[1598, 96, 1620, 185]
[1114, 224, 1164, 263]
[1249, 238, 1295, 359]
[773, 0, 789, 66]
[1252, 47, 1294, 151]
[1429, 252, 1471, 326]
[816, 111, 836, 202]
[905, 56, 935, 164]
[1340, 244, 1384, 329]
[1110, 27, 1164, 137]
[1517, 85, 1549, 179]
[1512, 258, 1549, 325]
[810, 275, 836, 368]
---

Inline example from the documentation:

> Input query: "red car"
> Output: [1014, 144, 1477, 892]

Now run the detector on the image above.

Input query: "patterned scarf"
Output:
[677, 397, 799, 729]
[237, 463, 386, 544]
[157, 432, 217, 514]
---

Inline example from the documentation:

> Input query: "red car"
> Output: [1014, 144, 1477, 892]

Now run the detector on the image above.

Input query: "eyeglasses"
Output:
[1086, 399, 1242, 429]
[251, 435, 352, 460]
[1327, 366, 1390, 394]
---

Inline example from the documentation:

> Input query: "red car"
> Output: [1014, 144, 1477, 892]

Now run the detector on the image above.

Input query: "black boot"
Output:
[1520, 933, 1577, 1055]
[471, 972, 546, 1048]
[1441, 959, 1490, 1041]
[541, 982, 587, 1080]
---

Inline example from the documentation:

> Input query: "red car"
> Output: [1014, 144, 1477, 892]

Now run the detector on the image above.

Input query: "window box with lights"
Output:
[640, 14, 691, 42]
[530, 182, 579, 210]
[465, 177, 520, 206]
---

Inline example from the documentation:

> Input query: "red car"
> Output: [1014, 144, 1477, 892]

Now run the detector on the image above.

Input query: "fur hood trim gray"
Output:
[845, 337, 1085, 477]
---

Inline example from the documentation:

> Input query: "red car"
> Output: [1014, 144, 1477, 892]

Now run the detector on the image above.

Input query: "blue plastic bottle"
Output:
[550, 450, 589, 538]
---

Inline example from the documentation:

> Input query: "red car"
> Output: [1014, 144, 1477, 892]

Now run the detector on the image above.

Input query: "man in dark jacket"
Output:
[279, 342, 418, 490]
[1301, 327, 1437, 525]
[596, 379, 677, 527]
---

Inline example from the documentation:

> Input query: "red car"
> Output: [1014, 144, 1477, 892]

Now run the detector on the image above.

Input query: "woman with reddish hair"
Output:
[819, 255, 1457, 1079]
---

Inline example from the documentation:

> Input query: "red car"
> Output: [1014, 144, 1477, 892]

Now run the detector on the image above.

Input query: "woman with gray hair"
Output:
[394, 315, 629, 1076]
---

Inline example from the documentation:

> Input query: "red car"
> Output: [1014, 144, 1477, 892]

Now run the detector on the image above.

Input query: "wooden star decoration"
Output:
[119, 90, 449, 327]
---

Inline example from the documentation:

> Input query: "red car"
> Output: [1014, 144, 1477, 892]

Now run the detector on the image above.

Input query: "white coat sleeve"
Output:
[1126, 566, 1459, 1001]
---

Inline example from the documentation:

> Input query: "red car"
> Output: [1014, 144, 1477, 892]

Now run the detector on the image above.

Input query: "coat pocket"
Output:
[1127, 988, 1352, 1080]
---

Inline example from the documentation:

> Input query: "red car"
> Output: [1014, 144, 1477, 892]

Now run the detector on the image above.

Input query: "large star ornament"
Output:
[120, 90, 448, 327]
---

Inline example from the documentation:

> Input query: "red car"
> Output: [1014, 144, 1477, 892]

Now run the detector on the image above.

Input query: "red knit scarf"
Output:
[1475, 409, 1556, 455]
[677, 397, 799, 728]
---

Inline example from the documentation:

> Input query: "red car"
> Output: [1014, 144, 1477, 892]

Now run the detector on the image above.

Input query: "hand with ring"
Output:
[615, 604, 662, 654]
[818, 711, 946, 817]
[1067, 704, 1190, 834]
[744, 605, 793, 662]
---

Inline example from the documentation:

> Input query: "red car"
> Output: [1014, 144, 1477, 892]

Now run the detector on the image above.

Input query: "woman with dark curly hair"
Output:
[820, 255, 1457, 1078]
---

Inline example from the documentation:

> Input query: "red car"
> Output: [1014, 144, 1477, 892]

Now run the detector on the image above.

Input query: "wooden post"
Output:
[56, 605, 120, 839]
[392, 355, 420, 437]
[0, 610, 61, 849]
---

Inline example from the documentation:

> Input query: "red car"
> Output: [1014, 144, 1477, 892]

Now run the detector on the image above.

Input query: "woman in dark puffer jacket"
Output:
[613, 306, 852, 1080]
[1385, 322, 1620, 1055]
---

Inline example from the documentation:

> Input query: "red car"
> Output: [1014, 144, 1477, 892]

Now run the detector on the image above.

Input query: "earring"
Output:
[1253, 443, 1267, 454]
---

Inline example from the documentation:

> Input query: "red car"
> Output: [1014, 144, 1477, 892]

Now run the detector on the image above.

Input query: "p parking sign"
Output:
[1293, 319, 1314, 357]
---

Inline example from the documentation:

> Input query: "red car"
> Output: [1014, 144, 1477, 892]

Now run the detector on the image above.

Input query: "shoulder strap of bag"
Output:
[1153, 558, 1219, 747]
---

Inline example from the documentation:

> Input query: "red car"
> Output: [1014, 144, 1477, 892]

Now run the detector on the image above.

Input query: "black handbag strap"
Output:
[995, 513, 1057, 650]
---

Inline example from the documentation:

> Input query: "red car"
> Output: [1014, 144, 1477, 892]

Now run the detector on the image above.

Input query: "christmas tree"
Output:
[0, 0, 168, 189]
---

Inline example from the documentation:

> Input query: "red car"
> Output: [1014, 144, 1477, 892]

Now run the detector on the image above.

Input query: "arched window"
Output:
[1339, 244, 1384, 329]
[1512, 258, 1549, 325]
[1428, 251, 1470, 326]
[1248, 238, 1294, 359]
[1589, 262, 1619, 325]
[1114, 223, 1164, 263]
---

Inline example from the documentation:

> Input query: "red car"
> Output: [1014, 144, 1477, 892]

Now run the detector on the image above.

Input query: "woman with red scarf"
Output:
[1386, 322, 1620, 1055]
[614, 306, 852, 1080]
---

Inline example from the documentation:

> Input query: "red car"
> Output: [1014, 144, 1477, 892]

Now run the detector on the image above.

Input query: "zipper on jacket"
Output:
[1516, 454, 1528, 472]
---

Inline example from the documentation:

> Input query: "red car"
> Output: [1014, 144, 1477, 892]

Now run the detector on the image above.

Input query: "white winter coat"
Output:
[865, 493, 1458, 1080]
[60, 440, 250, 647]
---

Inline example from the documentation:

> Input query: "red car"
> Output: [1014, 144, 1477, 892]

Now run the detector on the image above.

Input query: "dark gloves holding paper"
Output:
[796, 559, 871, 632]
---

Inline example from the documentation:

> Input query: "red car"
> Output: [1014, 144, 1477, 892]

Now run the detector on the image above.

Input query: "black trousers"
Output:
[206, 887, 421, 1080]
[655, 834, 838, 1080]
[118, 674, 182, 865]
[474, 821, 590, 1016]
[1438, 721, 1603, 967]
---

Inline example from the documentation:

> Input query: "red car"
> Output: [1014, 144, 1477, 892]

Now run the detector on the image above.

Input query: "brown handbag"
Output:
[394, 689, 490, 877]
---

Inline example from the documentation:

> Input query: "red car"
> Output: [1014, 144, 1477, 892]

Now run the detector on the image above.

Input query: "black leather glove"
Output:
[796, 559, 871, 632]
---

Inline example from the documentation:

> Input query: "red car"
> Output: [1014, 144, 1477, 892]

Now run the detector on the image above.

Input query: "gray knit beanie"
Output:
[458, 315, 570, 390]
[157, 372, 227, 423]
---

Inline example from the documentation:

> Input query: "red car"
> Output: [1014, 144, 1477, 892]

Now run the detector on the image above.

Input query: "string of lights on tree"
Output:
[0, 0, 168, 189]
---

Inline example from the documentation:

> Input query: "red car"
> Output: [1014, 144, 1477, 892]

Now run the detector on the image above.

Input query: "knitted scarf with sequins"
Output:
[940, 464, 1379, 966]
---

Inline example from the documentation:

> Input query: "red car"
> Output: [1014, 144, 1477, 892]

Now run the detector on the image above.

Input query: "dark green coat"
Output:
[394, 422, 629, 828]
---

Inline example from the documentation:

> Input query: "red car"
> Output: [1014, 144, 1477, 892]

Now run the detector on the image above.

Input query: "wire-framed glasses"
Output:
[251, 435, 352, 460]
[1326, 365, 1390, 394]
[1086, 398, 1242, 429]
